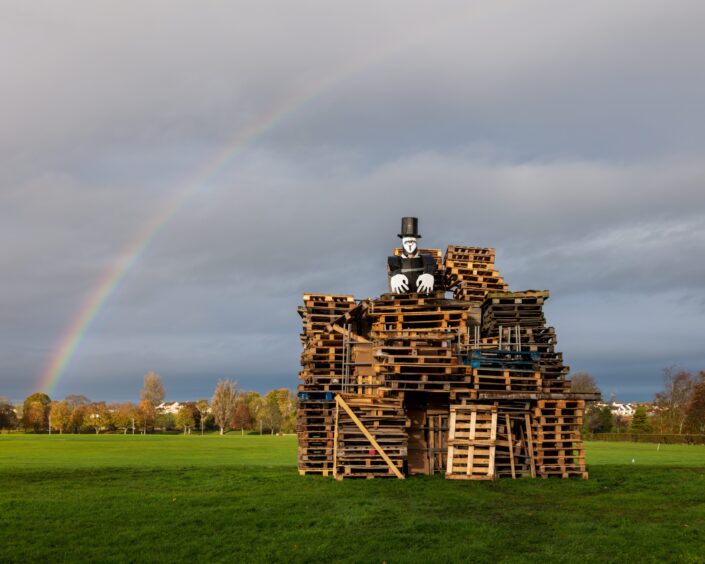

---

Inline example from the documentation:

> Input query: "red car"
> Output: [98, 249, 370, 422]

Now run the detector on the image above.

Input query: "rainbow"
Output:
[36, 7, 476, 395]
[36, 74, 336, 395]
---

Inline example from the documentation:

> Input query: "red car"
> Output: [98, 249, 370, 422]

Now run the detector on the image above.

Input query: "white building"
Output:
[157, 401, 183, 414]
[610, 402, 636, 417]
[594, 402, 637, 417]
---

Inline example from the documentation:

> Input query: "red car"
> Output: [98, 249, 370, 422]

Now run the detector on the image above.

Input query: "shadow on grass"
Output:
[1, 465, 703, 562]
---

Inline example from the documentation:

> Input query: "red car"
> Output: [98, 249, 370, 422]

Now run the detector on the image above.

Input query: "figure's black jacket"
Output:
[387, 254, 436, 293]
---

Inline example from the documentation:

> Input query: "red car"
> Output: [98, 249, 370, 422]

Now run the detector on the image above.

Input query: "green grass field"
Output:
[1, 435, 703, 562]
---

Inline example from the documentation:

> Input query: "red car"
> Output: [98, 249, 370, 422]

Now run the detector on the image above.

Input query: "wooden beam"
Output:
[335, 395, 404, 480]
[429, 415, 435, 475]
[329, 323, 371, 343]
[465, 410, 477, 476]
[488, 411, 497, 478]
[446, 409, 457, 474]
[506, 414, 516, 479]
[525, 413, 536, 479]
[333, 401, 340, 479]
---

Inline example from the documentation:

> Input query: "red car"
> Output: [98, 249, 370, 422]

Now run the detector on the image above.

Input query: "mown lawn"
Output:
[0, 435, 703, 562]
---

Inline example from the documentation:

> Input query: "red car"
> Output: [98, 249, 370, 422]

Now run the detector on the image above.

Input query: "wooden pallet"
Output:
[446, 405, 498, 480]
[333, 395, 406, 479]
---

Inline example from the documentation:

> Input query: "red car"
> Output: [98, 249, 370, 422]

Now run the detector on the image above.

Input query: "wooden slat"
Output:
[506, 414, 516, 479]
[446, 410, 457, 472]
[465, 410, 477, 476]
[525, 413, 536, 478]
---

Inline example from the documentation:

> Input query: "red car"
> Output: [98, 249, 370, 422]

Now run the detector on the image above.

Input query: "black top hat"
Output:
[398, 217, 422, 238]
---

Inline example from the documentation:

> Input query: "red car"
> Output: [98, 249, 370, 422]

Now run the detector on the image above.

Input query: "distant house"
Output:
[157, 402, 182, 415]
[610, 403, 636, 417]
[594, 402, 637, 417]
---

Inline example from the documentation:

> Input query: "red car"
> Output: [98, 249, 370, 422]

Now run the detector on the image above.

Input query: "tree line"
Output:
[572, 368, 705, 435]
[0, 372, 296, 435]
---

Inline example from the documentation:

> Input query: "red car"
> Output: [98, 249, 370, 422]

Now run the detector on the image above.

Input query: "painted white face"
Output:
[402, 237, 418, 256]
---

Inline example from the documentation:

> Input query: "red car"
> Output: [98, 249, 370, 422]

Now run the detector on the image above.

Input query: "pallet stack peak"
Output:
[297, 244, 597, 480]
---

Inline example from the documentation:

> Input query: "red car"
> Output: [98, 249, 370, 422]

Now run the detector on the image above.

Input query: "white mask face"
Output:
[402, 237, 417, 255]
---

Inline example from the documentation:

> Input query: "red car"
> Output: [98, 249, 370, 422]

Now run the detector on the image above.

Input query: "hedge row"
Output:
[588, 433, 705, 445]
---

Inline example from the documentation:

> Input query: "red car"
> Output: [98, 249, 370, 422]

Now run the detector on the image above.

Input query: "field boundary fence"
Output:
[588, 433, 705, 445]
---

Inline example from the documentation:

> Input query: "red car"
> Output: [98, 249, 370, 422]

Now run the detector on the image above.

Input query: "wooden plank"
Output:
[329, 323, 371, 343]
[335, 395, 404, 480]
[446, 410, 457, 473]
[488, 411, 497, 478]
[506, 414, 516, 479]
[333, 401, 340, 479]
[525, 413, 536, 478]
[465, 410, 477, 476]
[429, 415, 435, 474]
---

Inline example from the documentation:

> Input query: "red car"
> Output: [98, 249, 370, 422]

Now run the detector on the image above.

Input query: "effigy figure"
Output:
[387, 217, 436, 294]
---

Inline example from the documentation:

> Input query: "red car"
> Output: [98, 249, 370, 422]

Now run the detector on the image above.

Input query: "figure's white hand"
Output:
[416, 273, 435, 293]
[390, 274, 409, 294]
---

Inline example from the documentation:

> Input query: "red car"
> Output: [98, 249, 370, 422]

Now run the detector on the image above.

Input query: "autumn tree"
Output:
[111, 403, 136, 434]
[49, 401, 72, 434]
[140, 372, 165, 407]
[613, 415, 630, 433]
[69, 404, 88, 433]
[211, 379, 238, 435]
[629, 405, 653, 434]
[176, 406, 195, 435]
[569, 372, 601, 395]
[88, 402, 112, 434]
[0, 397, 18, 430]
[278, 389, 296, 433]
[588, 405, 614, 434]
[262, 388, 296, 434]
[196, 400, 209, 435]
[654, 367, 694, 434]
[257, 390, 285, 435]
[242, 391, 262, 431]
[135, 400, 156, 434]
[570, 373, 602, 434]
[22, 393, 51, 432]
[684, 371, 705, 434]
[64, 394, 91, 409]
[231, 401, 253, 434]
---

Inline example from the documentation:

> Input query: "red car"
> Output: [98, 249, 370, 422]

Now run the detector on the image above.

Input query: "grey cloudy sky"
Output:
[2, 0, 704, 402]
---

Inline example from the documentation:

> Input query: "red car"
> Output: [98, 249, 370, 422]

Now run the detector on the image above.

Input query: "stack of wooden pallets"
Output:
[533, 399, 587, 478]
[465, 349, 542, 394]
[297, 294, 356, 392]
[480, 291, 571, 397]
[297, 243, 594, 481]
[481, 291, 548, 336]
[296, 395, 335, 475]
[444, 246, 509, 302]
[373, 335, 470, 393]
[367, 294, 475, 394]
[296, 294, 356, 476]
[368, 293, 473, 338]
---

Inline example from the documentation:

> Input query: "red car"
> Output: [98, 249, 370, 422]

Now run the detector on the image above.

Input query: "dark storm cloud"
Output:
[2, 1, 704, 402]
